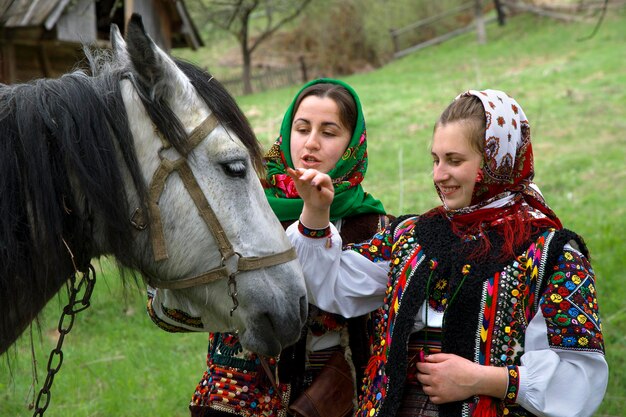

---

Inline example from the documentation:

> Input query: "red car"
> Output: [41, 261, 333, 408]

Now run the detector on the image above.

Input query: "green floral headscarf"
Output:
[264, 78, 385, 222]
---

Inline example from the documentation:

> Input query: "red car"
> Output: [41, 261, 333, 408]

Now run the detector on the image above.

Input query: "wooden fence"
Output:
[390, 1, 499, 59]
[220, 56, 311, 96]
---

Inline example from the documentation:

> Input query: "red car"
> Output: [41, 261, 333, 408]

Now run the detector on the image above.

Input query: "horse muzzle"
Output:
[235, 261, 308, 356]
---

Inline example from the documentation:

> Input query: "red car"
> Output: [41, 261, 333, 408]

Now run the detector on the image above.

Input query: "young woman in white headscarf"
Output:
[288, 89, 608, 417]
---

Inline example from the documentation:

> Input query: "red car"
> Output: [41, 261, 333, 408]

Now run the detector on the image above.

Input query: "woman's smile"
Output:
[431, 121, 483, 210]
[438, 185, 460, 195]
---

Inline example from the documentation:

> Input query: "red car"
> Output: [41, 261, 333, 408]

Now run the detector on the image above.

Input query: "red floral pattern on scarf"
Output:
[271, 174, 299, 198]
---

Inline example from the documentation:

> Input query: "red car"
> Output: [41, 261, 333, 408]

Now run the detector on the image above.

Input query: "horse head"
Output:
[0, 14, 306, 357]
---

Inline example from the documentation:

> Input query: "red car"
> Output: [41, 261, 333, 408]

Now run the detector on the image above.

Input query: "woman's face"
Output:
[290, 96, 352, 174]
[431, 121, 483, 210]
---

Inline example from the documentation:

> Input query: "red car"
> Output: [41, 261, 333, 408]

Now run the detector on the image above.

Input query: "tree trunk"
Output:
[240, 12, 253, 95]
[494, 0, 506, 25]
[242, 47, 253, 95]
[298, 55, 308, 83]
[475, 0, 487, 44]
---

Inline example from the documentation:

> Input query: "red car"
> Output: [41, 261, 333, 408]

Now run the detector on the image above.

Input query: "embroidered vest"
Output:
[357, 215, 588, 417]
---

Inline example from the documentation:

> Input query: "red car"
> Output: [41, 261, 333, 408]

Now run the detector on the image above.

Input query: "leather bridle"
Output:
[130, 113, 297, 312]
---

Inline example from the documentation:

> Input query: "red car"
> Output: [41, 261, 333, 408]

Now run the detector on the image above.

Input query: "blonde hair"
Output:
[434, 95, 486, 155]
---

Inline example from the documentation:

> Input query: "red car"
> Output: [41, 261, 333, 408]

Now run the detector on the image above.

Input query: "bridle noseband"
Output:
[131, 113, 296, 313]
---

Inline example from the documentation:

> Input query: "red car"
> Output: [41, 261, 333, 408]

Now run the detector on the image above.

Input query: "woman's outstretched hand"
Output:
[287, 167, 333, 229]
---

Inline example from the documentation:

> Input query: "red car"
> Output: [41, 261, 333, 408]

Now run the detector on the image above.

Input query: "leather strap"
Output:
[184, 112, 220, 154]
[149, 247, 296, 290]
[148, 157, 186, 261]
[138, 113, 298, 293]
[177, 162, 235, 259]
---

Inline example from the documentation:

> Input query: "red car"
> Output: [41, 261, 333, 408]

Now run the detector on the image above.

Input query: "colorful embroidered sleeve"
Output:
[539, 248, 604, 353]
[344, 215, 418, 263]
[344, 226, 394, 263]
[516, 245, 607, 417]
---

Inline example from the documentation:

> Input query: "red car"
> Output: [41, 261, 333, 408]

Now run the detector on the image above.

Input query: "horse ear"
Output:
[110, 23, 130, 68]
[125, 13, 188, 99]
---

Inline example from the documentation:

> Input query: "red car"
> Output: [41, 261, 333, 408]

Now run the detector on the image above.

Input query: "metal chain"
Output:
[31, 264, 96, 417]
[227, 272, 239, 316]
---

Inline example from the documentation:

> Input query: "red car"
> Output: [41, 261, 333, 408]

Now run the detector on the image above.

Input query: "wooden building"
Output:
[0, 0, 203, 84]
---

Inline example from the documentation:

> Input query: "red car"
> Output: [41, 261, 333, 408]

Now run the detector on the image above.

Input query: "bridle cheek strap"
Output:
[136, 113, 297, 292]
[147, 113, 222, 261]
[147, 157, 183, 261]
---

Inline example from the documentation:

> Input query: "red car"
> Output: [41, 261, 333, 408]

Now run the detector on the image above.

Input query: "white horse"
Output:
[0, 14, 307, 359]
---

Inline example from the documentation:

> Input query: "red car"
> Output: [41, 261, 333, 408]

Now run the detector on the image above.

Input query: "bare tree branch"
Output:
[578, 0, 609, 41]
[249, 0, 312, 53]
[192, 0, 312, 94]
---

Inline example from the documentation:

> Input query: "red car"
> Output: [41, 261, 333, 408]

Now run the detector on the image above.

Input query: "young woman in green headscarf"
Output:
[187, 78, 392, 417]
[264, 79, 385, 223]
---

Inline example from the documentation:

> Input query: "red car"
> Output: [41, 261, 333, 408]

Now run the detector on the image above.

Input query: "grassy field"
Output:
[2, 11, 625, 417]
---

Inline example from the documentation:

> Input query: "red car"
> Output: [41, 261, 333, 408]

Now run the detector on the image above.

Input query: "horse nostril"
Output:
[263, 312, 275, 330]
[299, 295, 308, 323]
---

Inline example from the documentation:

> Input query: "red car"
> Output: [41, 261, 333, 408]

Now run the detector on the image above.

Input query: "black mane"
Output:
[0, 50, 259, 353]
[176, 59, 262, 173]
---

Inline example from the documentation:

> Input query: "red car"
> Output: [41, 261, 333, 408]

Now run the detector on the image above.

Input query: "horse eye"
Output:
[221, 160, 247, 178]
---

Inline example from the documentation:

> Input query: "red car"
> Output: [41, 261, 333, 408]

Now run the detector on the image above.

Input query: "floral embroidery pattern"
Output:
[486, 232, 548, 367]
[357, 224, 603, 417]
[357, 219, 424, 417]
[270, 173, 299, 198]
[428, 277, 449, 312]
[297, 221, 331, 238]
[345, 225, 394, 263]
[541, 249, 604, 352]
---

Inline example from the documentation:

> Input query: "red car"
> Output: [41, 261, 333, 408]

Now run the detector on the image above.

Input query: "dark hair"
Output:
[292, 83, 357, 134]
[434, 95, 486, 155]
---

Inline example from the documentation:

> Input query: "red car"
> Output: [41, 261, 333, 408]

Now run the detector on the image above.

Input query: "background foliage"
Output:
[1, 7, 624, 417]
[177, 0, 479, 79]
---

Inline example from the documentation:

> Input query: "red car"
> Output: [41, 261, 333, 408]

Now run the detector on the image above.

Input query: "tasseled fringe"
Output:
[365, 353, 385, 383]
[448, 205, 555, 262]
[472, 395, 498, 417]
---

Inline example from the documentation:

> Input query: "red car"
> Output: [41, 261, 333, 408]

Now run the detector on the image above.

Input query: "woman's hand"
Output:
[415, 353, 508, 404]
[287, 167, 334, 229]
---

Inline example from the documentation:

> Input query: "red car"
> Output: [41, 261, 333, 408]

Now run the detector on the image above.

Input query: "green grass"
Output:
[2, 11, 625, 417]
